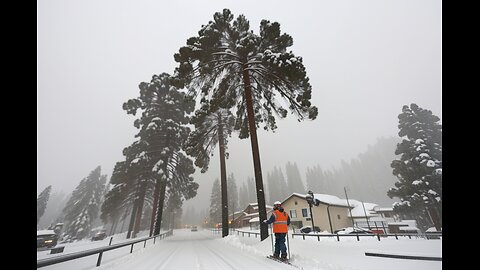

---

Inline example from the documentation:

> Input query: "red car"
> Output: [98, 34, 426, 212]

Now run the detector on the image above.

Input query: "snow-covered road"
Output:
[96, 229, 292, 270]
[38, 228, 441, 270]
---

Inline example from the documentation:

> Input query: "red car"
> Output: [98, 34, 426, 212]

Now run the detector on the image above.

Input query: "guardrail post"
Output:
[377, 234, 380, 241]
[144, 240, 147, 248]
[394, 233, 398, 240]
[317, 235, 320, 241]
[356, 233, 359, 241]
[408, 235, 411, 239]
[336, 233, 340, 241]
[109, 237, 113, 246]
[302, 234, 305, 240]
[96, 252, 103, 267]
[130, 244, 134, 253]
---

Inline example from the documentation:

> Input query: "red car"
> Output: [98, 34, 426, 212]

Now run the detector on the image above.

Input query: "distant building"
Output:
[281, 193, 353, 233]
[229, 203, 273, 229]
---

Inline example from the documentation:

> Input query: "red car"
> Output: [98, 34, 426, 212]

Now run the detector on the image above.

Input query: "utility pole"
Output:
[344, 187, 355, 227]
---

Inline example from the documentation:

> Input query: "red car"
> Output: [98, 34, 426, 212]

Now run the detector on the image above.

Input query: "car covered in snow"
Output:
[91, 230, 107, 241]
[334, 227, 374, 234]
[191, 226, 198, 232]
[37, 230, 58, 248]
[299, 226, 321, 234]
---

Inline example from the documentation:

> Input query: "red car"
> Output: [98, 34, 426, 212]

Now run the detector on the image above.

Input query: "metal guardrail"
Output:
[365, 251, 442, 261]
[37, 230, 173, 268]
[232, 229, 261, 238]
[291, 232, 442, 241]
[209, 228, 261, 238]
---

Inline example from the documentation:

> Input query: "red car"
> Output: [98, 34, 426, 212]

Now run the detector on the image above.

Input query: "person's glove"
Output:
[262, 220, 268, 224]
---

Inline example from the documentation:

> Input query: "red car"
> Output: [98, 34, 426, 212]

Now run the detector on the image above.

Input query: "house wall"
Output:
[282, 195, 351, 233]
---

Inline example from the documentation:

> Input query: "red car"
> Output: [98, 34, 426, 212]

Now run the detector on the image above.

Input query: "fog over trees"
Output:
[37, 2, 441, 239]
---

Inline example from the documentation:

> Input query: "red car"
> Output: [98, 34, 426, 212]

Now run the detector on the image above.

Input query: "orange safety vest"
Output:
[272, 209, 289, 233]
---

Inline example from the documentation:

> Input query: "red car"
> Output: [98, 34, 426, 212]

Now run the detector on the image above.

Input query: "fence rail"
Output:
[291, 232, 442, 241]
[209, 227, 441, 242]
[37, 230, 173, 268]
[209, 228, 261, 238]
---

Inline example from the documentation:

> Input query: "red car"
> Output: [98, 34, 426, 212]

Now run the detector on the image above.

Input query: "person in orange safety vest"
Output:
[263, 201, 291, 261]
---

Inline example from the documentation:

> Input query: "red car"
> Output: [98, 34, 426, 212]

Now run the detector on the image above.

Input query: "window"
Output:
[337, 214, 341, 220]
[290, 210, 297, 218]
[302, 208, 309, 217]
[294, 201, 298, 205]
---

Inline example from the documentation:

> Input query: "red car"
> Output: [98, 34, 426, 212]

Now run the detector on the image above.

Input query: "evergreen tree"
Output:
[266, 171, 278, 204]
[184, 104, 235, 237]
[246, 177, 256, 203]
[388, 104, 442, 231]
[227, 173, 239, 214]
[267, 166, 288, 203]
[305, 165, 323, 193]
[238, 182, 249, 210]
[173, 9, 318, 240]
[62, 166, 106, 241]
[123, 73, 198, 237]
[285, 161, 305, 194]
[209, 178, 222, 225]
[37, 185, 52, 224]
[38, 191, 67, 229]
[100, 161, 134, 236]
[275, 166, 289, 201]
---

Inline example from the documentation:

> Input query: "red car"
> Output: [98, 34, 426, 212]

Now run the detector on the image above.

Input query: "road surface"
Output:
[96, 229, 292, 270]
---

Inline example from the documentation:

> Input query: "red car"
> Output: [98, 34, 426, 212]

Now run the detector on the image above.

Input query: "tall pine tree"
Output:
[37, 185, 52, 225]
[62, 166, 106, 241]
[285, 162, 305, 194]
[173, 9, 318, 240]
[184, 104, 235, 237]
[209, 178, 222, 226]
[123, 73, 198, 237]
[227, 173, 239, 215]
[388, 104, 442, 231]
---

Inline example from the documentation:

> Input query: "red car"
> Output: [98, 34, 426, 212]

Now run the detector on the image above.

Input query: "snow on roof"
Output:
[37, 230, 56, 236]
[373, 207, 393, 212]
[398, 226, 419, 231]
[347, 200, 378, 217]
[289, 192, 350, 207]
[249, 217, 259, 223]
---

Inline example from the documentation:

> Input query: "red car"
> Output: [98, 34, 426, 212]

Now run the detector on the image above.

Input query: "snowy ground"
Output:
[37, 228, 441, 270]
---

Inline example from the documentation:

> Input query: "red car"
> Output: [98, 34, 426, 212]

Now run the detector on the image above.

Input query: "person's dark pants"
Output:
[274, 233, 287, 257]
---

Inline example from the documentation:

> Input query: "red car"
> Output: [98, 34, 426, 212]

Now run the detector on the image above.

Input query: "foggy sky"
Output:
[38, 0, 441, 211]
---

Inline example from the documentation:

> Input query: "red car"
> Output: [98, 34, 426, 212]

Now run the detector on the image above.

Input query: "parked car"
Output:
[191, 226, 198, 232]
[334, 227, 373, 234]
[91, 230, 107, 241]
[425, 227, 441, 239]
[299, 226, 321, 234]
[37, 230, 58, 248]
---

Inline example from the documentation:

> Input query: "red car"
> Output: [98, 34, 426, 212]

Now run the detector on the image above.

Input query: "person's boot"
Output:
[281, 253, 288, 261]
[272, 253, 280, 259]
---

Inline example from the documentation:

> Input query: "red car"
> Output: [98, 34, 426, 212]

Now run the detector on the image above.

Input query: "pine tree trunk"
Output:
[126, 203, 138, 239]
[120, 207, 129, 233]
[427, 205, 442, 231]
[109, 214, 117, 236]
[149, 179, 162, 236]
[133, 181, 147, 237]
[242, 68, 268, 241]
[218, 115, 229, 237]
[153, 179, 167, 235]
